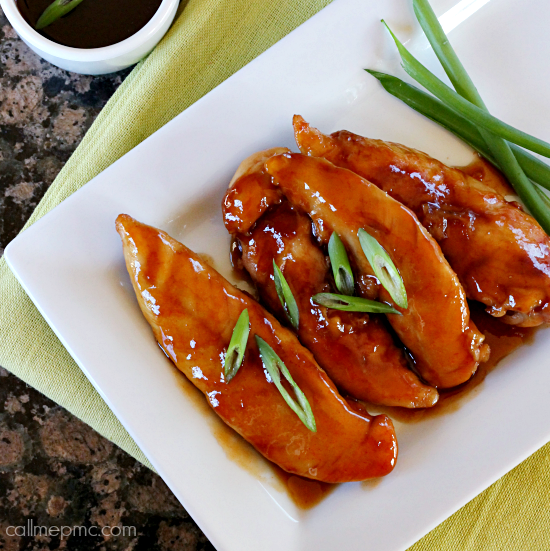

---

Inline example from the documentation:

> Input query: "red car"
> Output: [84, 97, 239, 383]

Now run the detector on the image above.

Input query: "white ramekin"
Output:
[0, 0, 179, 74]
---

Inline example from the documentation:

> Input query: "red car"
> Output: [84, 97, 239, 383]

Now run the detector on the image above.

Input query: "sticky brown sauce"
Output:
[229, 237, 260, 300]
[17, 0, 162, 48]
[229, 237, 250, 282]
[271, 468, 335, 509]
[457, 155, 515, 197]
[371, 303, 540, 423]
[164, 302, 542, 509]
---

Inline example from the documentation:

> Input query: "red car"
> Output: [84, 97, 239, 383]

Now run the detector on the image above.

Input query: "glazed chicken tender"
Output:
[223, 153, 438, 407]
[116, 214, 397, 482]
[293, 115, 550, 327]
[264, 153, 489, 389]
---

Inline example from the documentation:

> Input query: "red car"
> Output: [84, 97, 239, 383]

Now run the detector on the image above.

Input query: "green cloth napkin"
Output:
[1, 0, 550, 548]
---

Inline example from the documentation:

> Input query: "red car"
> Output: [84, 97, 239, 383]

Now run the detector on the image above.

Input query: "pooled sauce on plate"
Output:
[17, 0, 162, 48]
[163, 251, 543, 506]
[372, 303, 540, 423]
[272, 469, 335, 509]
[170, 360, 335, 509]
[164, 300, 541, 508]
[210, 406, 335, 509]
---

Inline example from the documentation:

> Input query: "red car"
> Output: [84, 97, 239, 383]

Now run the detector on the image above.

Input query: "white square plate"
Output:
[6, 0, 550, 549]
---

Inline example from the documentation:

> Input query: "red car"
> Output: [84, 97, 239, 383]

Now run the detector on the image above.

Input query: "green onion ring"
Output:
[358, 229, 407, 309]
[328, 232, 355, 296]
[224, 309, 250, 382]
[273, 261, 300, 330]
[312, 293, 401, 315]
[255, 336, 316, 432]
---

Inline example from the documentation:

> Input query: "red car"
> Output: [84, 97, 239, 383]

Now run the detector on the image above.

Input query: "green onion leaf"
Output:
[36, 0, 86, 29]
[224, 309, 250, 383]
[312, 293, 401, 315]
[328, 232, 354, 295]
[255, 336, 316, 432]
[358, 229, 408, 309]
[273, 261, 299, 330]
[400, 2, 550, 234]
[365, 71, 550, 193]
[536, 186, 550, 209]
[381, 20, 550, 159]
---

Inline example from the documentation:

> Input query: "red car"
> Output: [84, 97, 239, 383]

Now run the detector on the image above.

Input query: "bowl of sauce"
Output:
[0, 0, 179, 74]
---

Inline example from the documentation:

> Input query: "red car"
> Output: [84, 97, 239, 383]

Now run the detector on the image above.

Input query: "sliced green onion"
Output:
[401, 3, 550, 234]
[36, 0, 86, 29]
[381, 20, 550, 159]
[312, 293, 401, 315]
[273, 261, 299, 330]
[328, 232, 354, 295]
[224, 309, 250, 382]
[255, 336, 316, 432]
[365, 71, 550, 192]
[358, 229, 408, 309]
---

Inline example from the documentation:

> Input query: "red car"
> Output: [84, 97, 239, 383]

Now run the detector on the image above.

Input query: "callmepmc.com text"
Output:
[6, 520, 136, 539]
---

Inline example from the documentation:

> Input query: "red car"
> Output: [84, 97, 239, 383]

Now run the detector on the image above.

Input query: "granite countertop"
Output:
[0, 9, 213, 550]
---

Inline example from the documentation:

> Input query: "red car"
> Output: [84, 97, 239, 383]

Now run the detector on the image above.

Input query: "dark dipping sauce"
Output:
[17, 0, 163, 48]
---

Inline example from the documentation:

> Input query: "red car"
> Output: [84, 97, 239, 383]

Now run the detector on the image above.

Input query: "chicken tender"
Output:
[264, 153, 488, 388]
[293, 116, 550, 327]
[116, 214, 397, 482]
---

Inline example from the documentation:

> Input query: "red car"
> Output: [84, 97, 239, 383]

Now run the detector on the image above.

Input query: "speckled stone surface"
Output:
[0, 8, 214, 550]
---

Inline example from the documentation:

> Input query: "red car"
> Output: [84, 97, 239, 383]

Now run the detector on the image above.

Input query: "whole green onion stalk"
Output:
[365, 71, 550, 193]
[412, 0, 550, 226]
[381, 21, 550, 158]
[378, 8, 550, 233]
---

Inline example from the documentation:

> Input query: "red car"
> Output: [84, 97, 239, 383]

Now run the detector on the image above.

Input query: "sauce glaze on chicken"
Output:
[118, 115, 550, 488]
